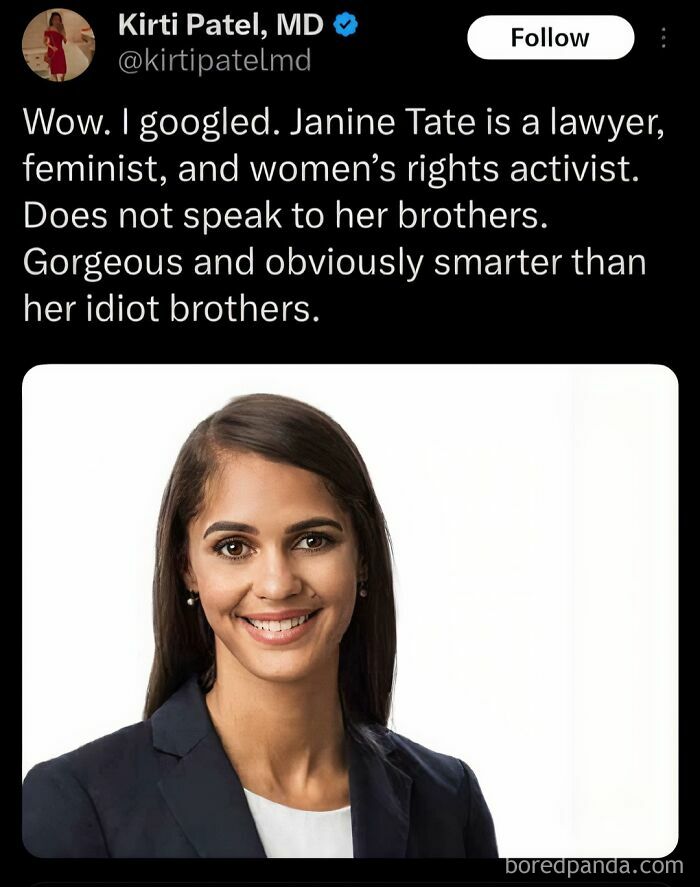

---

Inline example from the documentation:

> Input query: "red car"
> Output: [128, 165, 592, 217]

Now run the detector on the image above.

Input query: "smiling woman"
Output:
[22, 392, 498, 859]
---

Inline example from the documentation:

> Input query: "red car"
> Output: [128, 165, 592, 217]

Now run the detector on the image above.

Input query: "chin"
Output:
[242, 657, 321, 683]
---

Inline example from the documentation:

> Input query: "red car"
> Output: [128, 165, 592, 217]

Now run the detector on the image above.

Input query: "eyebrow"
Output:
[203, 517, 344, 539]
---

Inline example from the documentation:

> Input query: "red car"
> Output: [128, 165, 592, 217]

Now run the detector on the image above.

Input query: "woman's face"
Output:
[185, 451, 364, 684]
[50, 15, 61, 27]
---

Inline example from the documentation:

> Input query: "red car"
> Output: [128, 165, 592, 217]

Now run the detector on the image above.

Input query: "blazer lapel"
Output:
[150, 673, 412, 858]
[158, 730, 266, 857]
[346, 729, 413, 857]
[152, 674, 266, 858]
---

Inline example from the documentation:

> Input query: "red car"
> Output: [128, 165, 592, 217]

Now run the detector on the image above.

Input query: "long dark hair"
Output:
[143, 392, 397, 756]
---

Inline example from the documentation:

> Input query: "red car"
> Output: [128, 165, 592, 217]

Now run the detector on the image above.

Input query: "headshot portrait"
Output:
[21, 364, 677, 860]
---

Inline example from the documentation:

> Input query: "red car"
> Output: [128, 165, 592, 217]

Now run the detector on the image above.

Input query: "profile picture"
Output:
[22, 9, 95, 82]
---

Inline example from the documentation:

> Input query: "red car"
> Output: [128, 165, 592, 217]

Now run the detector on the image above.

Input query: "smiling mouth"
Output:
[239, 609, 322, 632]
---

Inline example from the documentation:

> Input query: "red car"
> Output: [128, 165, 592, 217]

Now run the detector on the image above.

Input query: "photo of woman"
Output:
[21, 365, 679, 860]
[22, 9, 94, 81]
[22, 391, 499, 858]
[43, 12, 66, 82]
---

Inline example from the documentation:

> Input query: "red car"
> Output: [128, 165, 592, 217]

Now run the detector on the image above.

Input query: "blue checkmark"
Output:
[333, 12, 358, 36]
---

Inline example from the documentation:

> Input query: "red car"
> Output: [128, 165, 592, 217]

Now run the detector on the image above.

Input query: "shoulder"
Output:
[24, 718, 153, 792]
[383, 728, 499, 858]
[22, 719, 151, 858]
[25, 718, 151, 785]
[383, 727, 466, 788]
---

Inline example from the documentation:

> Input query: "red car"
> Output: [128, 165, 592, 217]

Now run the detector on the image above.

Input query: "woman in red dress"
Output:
[44, 12, 67, 82]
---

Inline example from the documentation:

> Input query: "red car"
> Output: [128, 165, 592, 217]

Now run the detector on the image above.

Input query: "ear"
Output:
[357, 553, 368, 583]
[180, 550, 197, 591]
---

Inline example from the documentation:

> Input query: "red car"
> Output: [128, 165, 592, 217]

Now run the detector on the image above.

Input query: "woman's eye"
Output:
[214, 539, 253, 559]
[296, 533, 330, 551]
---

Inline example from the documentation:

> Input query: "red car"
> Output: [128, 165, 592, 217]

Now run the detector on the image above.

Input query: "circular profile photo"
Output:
[22, 9, 95, 82]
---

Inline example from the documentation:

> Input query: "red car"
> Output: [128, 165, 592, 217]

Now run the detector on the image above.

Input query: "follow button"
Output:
[467, 15, 634, 60]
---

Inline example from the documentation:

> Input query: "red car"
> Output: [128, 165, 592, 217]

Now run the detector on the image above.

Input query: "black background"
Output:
[14, 2, 682, 365]
[15, 1, 685, 884]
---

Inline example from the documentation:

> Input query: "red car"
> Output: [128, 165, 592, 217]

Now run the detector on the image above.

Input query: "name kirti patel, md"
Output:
[118, 11, 313, 72]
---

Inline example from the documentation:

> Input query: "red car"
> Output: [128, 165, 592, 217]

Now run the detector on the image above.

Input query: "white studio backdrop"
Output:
[22, 364, 678, 859]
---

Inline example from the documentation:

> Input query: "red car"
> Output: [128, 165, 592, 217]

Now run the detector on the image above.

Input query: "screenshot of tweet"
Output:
[17, 2, 683, 885]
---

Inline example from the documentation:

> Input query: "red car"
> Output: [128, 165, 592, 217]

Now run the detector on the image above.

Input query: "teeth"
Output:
[248, 613, 311, 631]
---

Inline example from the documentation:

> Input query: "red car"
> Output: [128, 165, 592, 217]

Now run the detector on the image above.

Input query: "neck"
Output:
[205, 639, 347, 792]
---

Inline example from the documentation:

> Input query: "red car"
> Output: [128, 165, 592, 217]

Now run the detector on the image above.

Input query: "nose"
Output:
[253, 546, 302, 599]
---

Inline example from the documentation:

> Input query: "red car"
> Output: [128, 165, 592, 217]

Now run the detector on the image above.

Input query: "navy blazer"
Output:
[22, 673, 498, 858]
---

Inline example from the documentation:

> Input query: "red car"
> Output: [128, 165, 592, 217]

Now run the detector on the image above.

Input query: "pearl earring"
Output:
[186, 590, 199, 606]
[358, 580, 368, 598]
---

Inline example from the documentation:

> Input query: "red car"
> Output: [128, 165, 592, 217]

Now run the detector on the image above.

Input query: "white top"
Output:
[242, 787, 354, 858]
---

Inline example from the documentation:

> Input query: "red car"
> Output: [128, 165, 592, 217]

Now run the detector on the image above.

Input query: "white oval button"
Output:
[468, 15, 634, 60]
